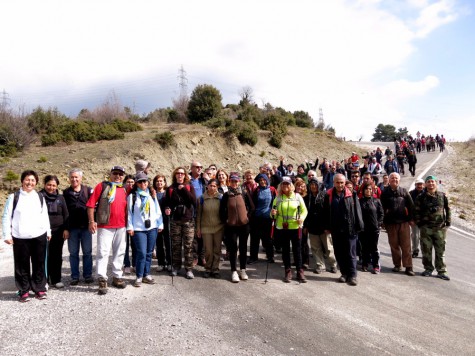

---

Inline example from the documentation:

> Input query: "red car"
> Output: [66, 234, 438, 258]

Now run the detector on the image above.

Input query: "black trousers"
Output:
[13, 233, 48, 294]
[250, 217, 274, 260]
[332, 232, 358, 278]
[224, 225, 250, 271]
[156, 219, 171, 266]
[359, 230, 380, 268]
[48, 229, 65, 284]
[277, 228, 302, 271]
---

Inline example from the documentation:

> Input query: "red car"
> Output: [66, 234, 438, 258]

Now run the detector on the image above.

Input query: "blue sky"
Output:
[1, 0, 474, 141]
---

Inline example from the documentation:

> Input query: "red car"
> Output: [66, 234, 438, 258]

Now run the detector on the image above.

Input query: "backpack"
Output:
[168, 184, 192, 220]
[96, 181, 126, 225]
[11, 190, 44, 218]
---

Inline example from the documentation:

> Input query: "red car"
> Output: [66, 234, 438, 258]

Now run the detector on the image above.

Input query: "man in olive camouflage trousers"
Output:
[414, 175, 451, 280]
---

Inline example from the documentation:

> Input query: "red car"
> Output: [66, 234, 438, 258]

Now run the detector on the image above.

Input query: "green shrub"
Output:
[4, 170, 19, 182]
[0, 142, 17, 157]
[269, 133, 283, 148]
[97, 124, 124, 140]
[154, 131, 175, 148]
[259, 151, 266, 157]
[72, 121, 98, 142]
[111, 119, 142, 132]
[41, 133, 61, 146]
[37, 156, 48, 163]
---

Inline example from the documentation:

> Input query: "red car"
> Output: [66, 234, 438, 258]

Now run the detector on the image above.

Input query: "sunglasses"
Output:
[193, 166, 203, 169]
[112, 172, 125, 176]
[176, 172, 185, 175]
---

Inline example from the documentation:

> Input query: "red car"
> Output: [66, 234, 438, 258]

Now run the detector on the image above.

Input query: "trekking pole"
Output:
[168, 214, 173, 286]
[265, 205, 277, 284]
[45, 237, 49, 291]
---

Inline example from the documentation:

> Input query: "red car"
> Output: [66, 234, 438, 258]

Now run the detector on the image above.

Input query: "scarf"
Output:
[107, 182, 123, 203]
[227, 186, 243, 196]
[137, 187, 151, 216]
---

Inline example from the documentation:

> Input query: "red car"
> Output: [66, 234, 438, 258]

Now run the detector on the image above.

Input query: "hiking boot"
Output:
[186, 270, 194, 280]
[112, 277, 126, 289]
[373, 267, 380, 274]
[361, 265, 368, 272]
[70, 279, 79, 286]
[212, 271, 221, 279]
[134, 278, 142, 287]
[231, 271, 240, 283]
[405, 267, 415, 276]
[156, 265, 165, 272]
[98, 278, 108, 295]
[124, 267, 131, 274]
[330, 267, 338, 274]
[338, 275, 347, 283]
[203, 271, 211, 278]
[347, 277, 358, 286]
[198, 258, 206, 267]
[284, 269, 292, 283]
[239, 269, 248, 281]
[392, 266, 402, 272]
[421, 270, 432, 277]
[297, 269, 307, 283]
[412, 251, 419, 258]
[143, 276, 156, 284]
[170, 269, 178, 277]
[84, 277, 94, 284]
[437, 272, 450, 281]
[313, 268, 322, 274]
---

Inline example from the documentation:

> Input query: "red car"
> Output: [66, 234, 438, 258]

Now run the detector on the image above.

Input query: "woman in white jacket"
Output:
[126, 173, 163, 287]
[2, 170, 51, 302]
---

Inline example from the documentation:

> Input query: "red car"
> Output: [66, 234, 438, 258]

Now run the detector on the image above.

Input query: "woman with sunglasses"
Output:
[127, 172, 163, 287]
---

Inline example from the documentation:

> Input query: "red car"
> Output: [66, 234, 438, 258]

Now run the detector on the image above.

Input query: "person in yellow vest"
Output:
[271, 177, 308, 283]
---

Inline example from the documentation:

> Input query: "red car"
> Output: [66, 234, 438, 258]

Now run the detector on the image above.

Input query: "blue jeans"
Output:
[133, 229, 158, 278]
[68, 228, 93, 280]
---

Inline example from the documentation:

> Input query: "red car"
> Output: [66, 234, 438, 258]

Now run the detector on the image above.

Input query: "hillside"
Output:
[0, 123, 363, 207]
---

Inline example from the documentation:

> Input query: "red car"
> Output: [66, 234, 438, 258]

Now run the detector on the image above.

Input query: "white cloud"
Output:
[413, 0, 458, 38]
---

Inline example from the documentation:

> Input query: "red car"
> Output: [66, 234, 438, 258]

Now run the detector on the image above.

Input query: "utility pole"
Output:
[1, 89, 10, 111]
[177, 65, 188, 98]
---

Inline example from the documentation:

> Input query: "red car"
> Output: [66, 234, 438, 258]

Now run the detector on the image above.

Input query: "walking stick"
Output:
[265, 205, 277, 284]
[45, 238, 49, 291]
[168, 215, 173, 285]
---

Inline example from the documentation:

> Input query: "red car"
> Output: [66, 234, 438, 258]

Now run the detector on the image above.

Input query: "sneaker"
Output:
[231, 271, 240, 283]
[361, 266, 368, 272]
[186, 270, 194, 280]
[330, 267, 338, 274]
[348, 277, 358, 286]
[134, 278, 142, 287]
[392, 266, 402, 272]
[35, 291, 47, 300]
[70, 279, 79, 286]
[130, 267, 136, 273]
[338, 275, 347, 283]
[143, 276, 156, 284]
[198, 258, 206, 267]
[84, 277, 94, 284]
[156, 265, 165, 272]
[203, 271, 211, 278]
[166, 265, 173, 272]
[170, 269, 178, 277]
[302, 264, 309, 270]
[19, 292, 30, 303]
[437, 272, 450, 281]
[124, 267, 131, 274]
[212, 271, 221, 279]
[373, 268, 381, 274]
[405, 267, 415, 276]
[421, 270, 432, 277]
[98, 278, 108, 295]
[412, 251, 419, 258]
[112, 277, 126, 289]
[54, 282, 65, 289]
[239, 269, 248, 281]
[192, 258, 198, 267]
[313, 268, 322, 274]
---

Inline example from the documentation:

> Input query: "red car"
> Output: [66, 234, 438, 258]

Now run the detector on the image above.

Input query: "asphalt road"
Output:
[1, 146, 474, 355]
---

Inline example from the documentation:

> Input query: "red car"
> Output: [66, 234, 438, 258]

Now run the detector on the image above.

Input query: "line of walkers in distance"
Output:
[1, 151, 451, 302]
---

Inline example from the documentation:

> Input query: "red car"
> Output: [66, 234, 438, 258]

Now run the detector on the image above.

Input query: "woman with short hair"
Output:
[2, 170, 51, 302]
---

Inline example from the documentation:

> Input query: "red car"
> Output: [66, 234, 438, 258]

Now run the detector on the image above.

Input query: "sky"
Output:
[1, 0, 474, 141]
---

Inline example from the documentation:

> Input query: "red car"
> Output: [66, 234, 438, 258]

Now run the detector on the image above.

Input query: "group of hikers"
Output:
[1, 135, 451, 302]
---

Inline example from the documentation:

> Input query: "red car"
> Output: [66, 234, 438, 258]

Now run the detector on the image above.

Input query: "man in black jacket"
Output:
[323, 174, 364, 286]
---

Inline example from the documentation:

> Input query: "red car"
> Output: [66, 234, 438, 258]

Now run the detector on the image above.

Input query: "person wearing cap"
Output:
[323, 174, 364, 286]
[189, 160, 208, 267]
[87, 165, 128, 294]
[135, 159, 151, 175]
[409, 178, 425, 258]
[220, 172, 254, 283]
[380, 172, 416, 276]
[414, 176, 451, 280]
[271, 176, 308, 283]
[249, 173, 277, 265]
[126, 172, 163, 287]
[304, 178, 337, 274]
[406, 145, 418, 177]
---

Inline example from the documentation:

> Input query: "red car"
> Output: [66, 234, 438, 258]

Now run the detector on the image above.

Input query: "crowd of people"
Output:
[1, 138, 452, 302]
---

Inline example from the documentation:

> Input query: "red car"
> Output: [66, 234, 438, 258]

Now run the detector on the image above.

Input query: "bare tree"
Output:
[239, 86, 254, 106]
[91, 91, 127, 123]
